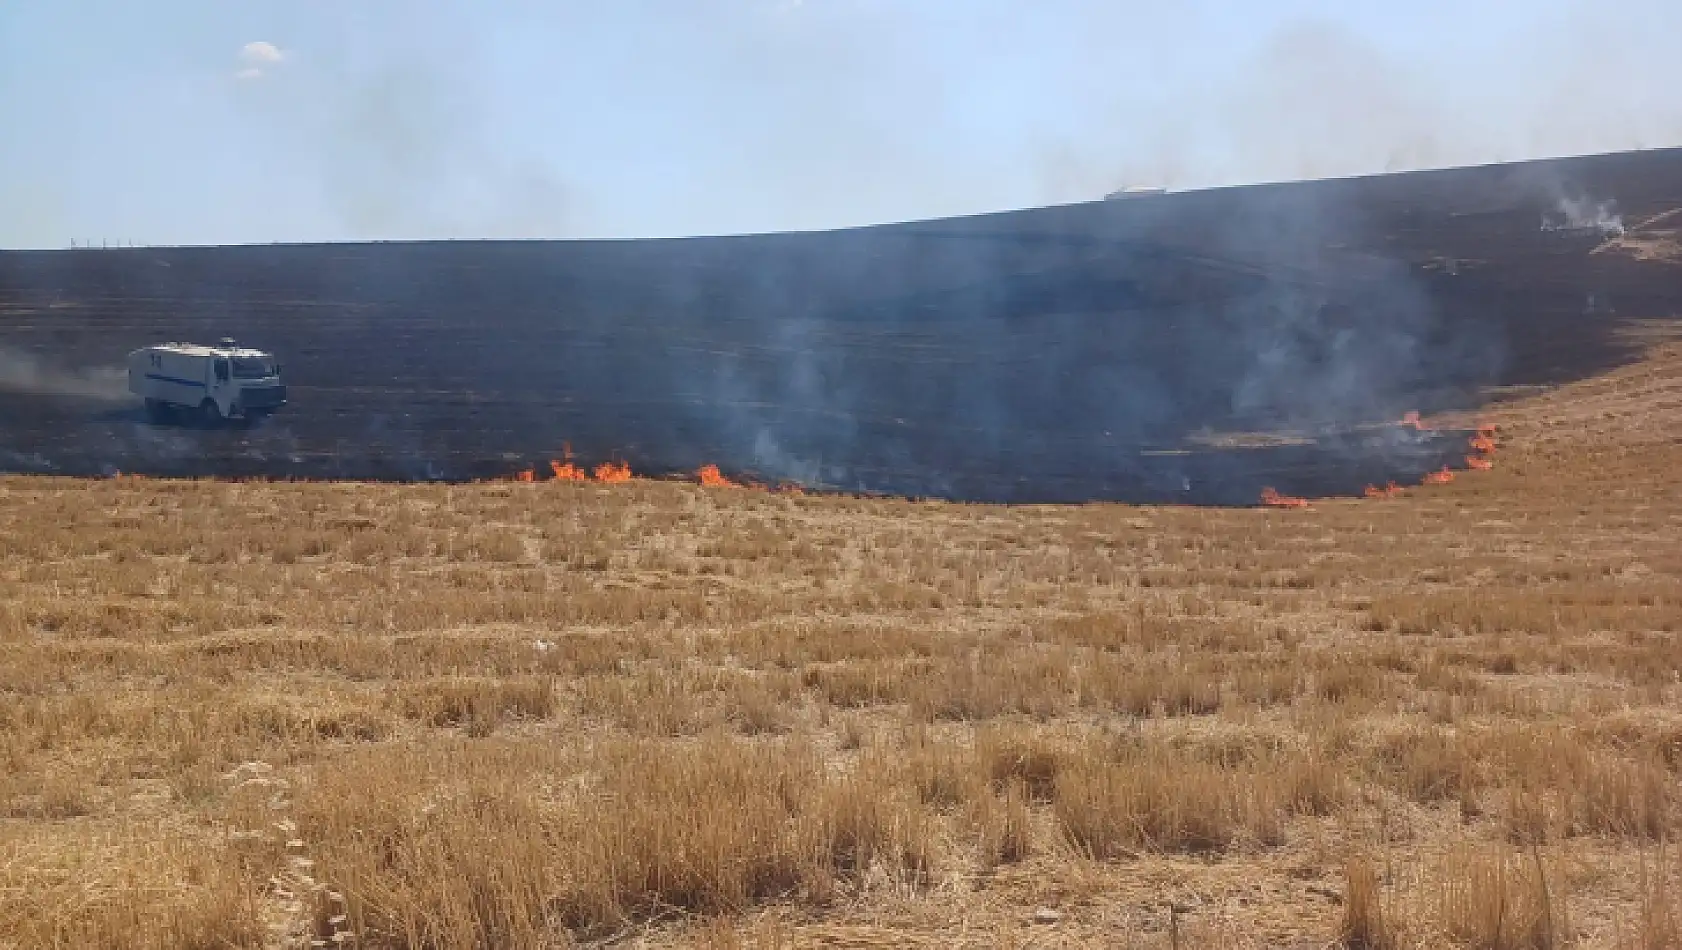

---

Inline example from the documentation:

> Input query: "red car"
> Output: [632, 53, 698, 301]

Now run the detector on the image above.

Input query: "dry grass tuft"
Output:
[1433, 847, 1567, 950]
[292, 738, 938, 943]
[389, 675, 556, 734]
[1618, 846, 1682, 950]
[1340, 855, 1397, 950]
[1051, 738, 1332, 856]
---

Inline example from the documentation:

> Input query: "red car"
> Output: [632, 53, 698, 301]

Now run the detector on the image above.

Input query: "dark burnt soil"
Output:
[2, 148, 1679, 504]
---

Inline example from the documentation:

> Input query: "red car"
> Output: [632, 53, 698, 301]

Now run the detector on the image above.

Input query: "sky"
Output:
[2, 0, 1680, 248]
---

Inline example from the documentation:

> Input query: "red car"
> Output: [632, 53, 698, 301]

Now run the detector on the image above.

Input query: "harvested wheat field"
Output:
[2, 320, 1680, 949]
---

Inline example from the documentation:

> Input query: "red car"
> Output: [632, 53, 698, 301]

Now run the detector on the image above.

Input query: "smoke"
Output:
[0, 449, 56, 474]
[0, 347, 128, 401]
[314, 63, 572, 239]
[4, 3, 1682, 248]
[1035, 5, 1682, 204]
[1208, 188, 1506, 435]
[1542, 194, 1626, 236]
[591, 163, 1507, 503]
[231, 24, 575, 241]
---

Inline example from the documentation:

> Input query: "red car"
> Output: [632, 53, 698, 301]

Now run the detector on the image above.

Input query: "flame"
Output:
[1399, 410, 1425, 430]
[1260, 486, 1310, 509]
[549, 460, 588, 481]
[593, 460, 633, 483]
[1466, 455, 1493, 471]
[1469, 434, 1497, 455]
[1363, 481, 1402, 499]
[697, 463, 739, 488]
[514, 468, 536, 483]
[1423, 467, 1454, 485]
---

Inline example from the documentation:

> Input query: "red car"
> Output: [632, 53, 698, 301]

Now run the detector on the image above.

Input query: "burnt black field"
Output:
[2, 147, 1679, 504]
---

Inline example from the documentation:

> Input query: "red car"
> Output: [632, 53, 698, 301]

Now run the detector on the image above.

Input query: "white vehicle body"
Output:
[126, 340, 287, 421]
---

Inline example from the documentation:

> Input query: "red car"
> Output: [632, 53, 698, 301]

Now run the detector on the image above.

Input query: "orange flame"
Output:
[697, 463, 738, 488]
[549, 460, 588, 481]
[1423, 467, 1454, 485]
[1399, 410, 1425, 430]
[1469, 434, 1497, 455]
[1363, 481, 1402, 499]
[1260, 486, 1310, 509]
[514, 468, 536, 483]
[1466, 455, 1493, 471]
[593, 460, 633, 483]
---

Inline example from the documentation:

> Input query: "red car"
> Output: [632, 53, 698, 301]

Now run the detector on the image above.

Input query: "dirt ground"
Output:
[3, 314, 1681, 948]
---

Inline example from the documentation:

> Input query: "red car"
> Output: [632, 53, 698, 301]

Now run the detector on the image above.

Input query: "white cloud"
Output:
[234, 41, 286, 81]
[240, 41, 285, 66]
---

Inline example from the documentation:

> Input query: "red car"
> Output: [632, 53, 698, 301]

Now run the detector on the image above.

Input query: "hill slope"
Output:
[3, 148, 1681, 502]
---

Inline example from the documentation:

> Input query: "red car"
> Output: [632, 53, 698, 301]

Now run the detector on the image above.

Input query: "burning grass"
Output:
[3, 345, 1682, 947]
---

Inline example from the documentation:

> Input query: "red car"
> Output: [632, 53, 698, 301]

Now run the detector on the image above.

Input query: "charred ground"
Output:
[2, 147, 1680, 502]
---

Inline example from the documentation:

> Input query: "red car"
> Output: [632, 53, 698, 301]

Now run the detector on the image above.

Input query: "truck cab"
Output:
[127, 338, 287, 424]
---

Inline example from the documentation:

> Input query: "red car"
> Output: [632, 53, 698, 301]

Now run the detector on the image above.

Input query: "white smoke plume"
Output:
[1543, 195, 1626, 236]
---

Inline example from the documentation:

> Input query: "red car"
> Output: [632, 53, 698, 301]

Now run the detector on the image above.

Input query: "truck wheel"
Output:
[199, 399, 222, 426]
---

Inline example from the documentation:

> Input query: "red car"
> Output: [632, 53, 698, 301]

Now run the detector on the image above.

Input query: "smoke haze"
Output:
[4, 1, 1681, 246]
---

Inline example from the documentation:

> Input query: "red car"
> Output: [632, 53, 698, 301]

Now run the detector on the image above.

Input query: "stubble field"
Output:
[3, 328, 1682, 949]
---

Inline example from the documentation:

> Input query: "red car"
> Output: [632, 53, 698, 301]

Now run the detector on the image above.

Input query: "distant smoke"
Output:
[317, 62, 571, 238]
[1543, 194, 1626, 237]
[1034, 9, 1682, 207]
[614, 171, 1510, 501]
[0, 348, 127, 401]
[0, 449, 56, 473]
[235, 32, 574, 241]
[3, 4, 1681, 248]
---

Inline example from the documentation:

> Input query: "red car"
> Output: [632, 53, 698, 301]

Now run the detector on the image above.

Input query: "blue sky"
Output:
[2, 1, 1679, 247]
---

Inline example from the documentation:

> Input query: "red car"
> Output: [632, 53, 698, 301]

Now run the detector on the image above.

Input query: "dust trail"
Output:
[0, 347, 128, 401]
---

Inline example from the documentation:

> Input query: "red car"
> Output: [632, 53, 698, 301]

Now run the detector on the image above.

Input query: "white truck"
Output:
[127, 339, 287, 424]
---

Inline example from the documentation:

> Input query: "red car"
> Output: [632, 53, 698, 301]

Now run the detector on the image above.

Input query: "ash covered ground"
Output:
[2, 147, 1678, 504]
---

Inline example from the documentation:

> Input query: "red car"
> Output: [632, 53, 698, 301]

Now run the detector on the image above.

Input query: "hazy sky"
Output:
[2, 0, 1679, 247]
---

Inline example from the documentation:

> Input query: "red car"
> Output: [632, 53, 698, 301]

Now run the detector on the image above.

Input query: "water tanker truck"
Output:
[127, 338, 286, 423]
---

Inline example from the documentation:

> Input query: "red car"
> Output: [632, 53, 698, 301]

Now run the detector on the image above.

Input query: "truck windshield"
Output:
[231, 357, 274, 379]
